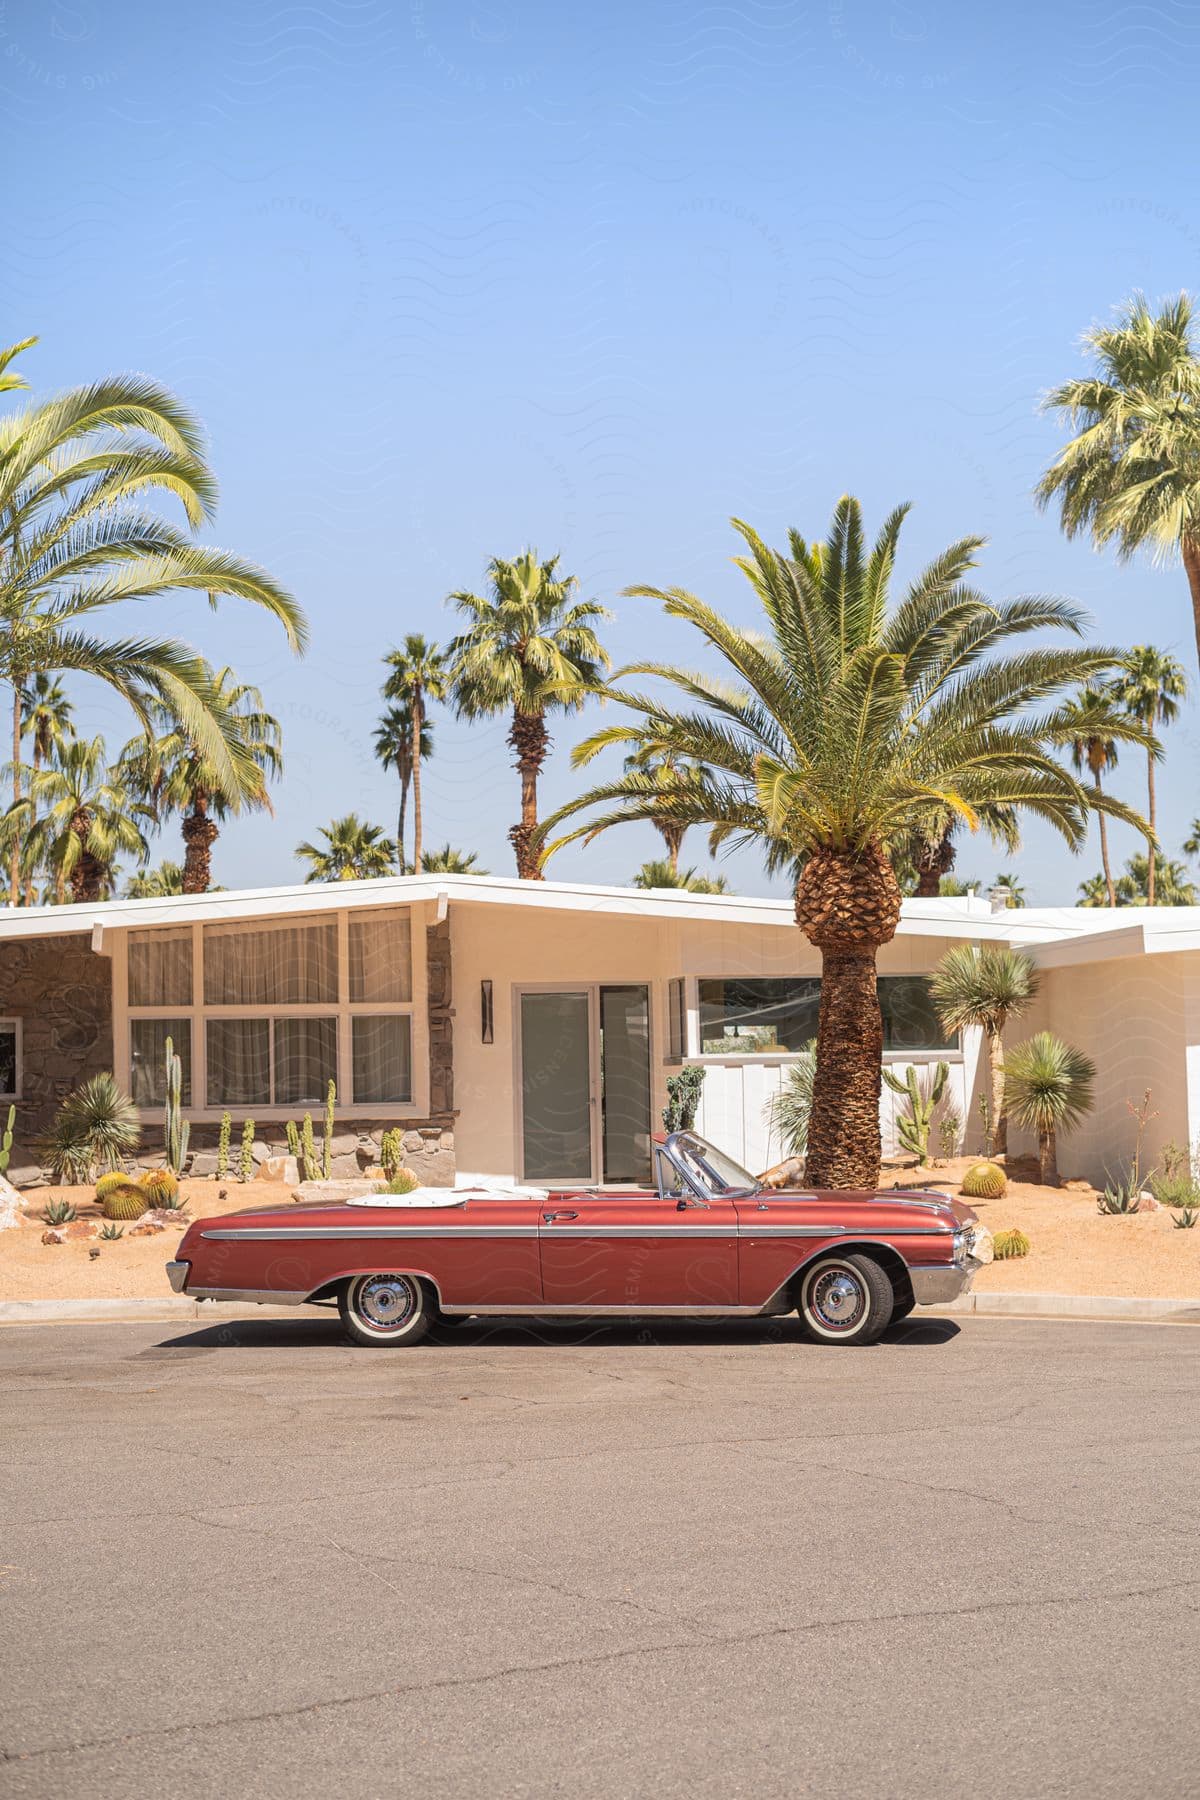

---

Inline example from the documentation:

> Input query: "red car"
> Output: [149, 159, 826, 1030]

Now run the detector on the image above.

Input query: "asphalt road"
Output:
[2, 1311, 1199, 1800]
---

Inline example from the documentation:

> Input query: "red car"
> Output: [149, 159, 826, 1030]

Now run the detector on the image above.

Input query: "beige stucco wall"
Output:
[449, 900, 983, 1181]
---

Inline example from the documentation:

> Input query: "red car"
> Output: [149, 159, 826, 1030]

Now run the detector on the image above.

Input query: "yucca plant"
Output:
[764, 1047, 817, 1158]
[44, 1074, 140, 1183]
[540, 496, 1142, 1186]
[930, 946, 1039, 1155]
[1004, 1034, 1096, 1187]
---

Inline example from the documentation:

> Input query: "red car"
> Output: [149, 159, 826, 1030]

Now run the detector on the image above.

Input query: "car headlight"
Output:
[954, 1225, 993, 1267]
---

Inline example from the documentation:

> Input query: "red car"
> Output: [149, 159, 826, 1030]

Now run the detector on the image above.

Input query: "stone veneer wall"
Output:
[0, 933, 113, 1154]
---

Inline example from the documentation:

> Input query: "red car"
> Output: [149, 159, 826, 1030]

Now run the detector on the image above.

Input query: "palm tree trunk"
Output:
[508, 708, 549, 880]
[795, 841, 903, 1187]
[1096, 773, 1115, 905]
[182, 793, 218, 894]
[23, 739, 41, 906]
[660, 822, 686, 876]
[411, 688, 424, 873]
[1183, 535, 1200, 676]
[1039, 1126, 1058, 1187]
[912, 825, 954, 898]
[1146, 749, 1157, 906]
[397, 773, 410, 876]
[989, 1026, 1007, 1158]
[70, 807, 101, 904]
[9, 685, 22, 906]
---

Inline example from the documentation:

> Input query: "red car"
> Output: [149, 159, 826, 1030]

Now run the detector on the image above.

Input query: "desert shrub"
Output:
[663, 1065, 706, 1133]
[44, 1074, 140, 1183]
[101, 1181, 148, 1221]
[993, 1227, 1030, 1259]
[140, 1168, 179, 1208]
[42, 1198, 77, 1226]
[1149, 1170, 1200, 1209]
[375, 1169, 420, 1196]
[937, 1107, 962, 1164]
[961, 1160, 1007, 1200]
[764, 1046, 816, 1157]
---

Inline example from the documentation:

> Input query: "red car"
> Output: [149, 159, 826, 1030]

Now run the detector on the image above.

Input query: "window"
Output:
[667, 977, 686, 1060]
[124, 907, 417, 1112]
[0, 1020, 19, 1099]
[696, 975, 954, 1055]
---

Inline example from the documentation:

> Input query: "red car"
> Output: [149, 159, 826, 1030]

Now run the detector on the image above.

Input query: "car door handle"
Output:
[542, 1210, 579, 1223]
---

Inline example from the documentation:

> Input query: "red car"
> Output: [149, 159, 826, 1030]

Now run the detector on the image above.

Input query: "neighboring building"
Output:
[1, 874, 1197, 1185]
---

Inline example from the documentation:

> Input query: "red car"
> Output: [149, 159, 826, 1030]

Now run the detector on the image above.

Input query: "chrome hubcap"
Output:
[809, 1267, 866, 1332]
[356, 1275, 417, 1332]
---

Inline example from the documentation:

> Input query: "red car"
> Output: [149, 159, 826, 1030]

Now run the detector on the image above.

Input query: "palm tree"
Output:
[1003, 1032, 1096, 1185]
[0, 335, 306, 904]
[631, 859, 730, 894]
[1078, 873, 1114, 906]
[297, 814, 396, 883]
[448, 551, 611, 879]
[374, 700, 432, 875]
[419, 843, 488, 874]
[17, 675, 73, 903]
[991, 872, 1026, 908]
[540, 496, 1144, 1187]
[381, 638, 448, 874]
[930, 946, 1039, 1157]
[905, 804, 1020, 898]
[124, 860, 185, 898]
[1108, 646, 1187, 904]
[118, 668, 282, 894]
[1037, 293, 1200, 670]
[621, 746, 707, 874]
[7, 737, 149, 902]
[1056, 687, 1146, 906]
[1114, 851, 1198, 906]
[1186, 819, 1200, 860]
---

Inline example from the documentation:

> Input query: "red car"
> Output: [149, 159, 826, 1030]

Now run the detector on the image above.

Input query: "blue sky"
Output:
[5, 0, 1200, 901]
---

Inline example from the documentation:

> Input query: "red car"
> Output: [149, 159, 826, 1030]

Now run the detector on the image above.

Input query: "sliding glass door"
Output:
[518, 985, 651, 1185]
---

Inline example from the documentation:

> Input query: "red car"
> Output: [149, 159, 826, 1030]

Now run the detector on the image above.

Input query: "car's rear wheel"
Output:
[339, 1273, 432, 1348]
[796, 1253, 893, 1346]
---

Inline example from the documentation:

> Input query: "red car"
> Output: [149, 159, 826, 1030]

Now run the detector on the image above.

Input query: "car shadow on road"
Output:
[154, 1313, 962, 1352]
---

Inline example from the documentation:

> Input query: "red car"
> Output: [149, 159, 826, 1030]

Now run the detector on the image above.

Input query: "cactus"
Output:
[993, 1227, 1031, 1259]
[140, 1168, 179, 1208]
[217, 1111, 232, 1180]
[300, 1113, 321, 1183]
[961, 1160, 1007, 1200]
[0, 1102, 14, 1175]
[380, 1128, 403, 1181]
[95, 1170, 130, 1203]
[163, 1037, 190, 1175]
[240, 1119, 255, 1183]
[101, 1181, 148, 1221]
[323, 1079, 335, 1180]
[375, 1168, 419, 1196]
[285, 1119, 301, 1163]
[883, 1061, 949, 1164]
[663, 1066, 706, 1133]
[42, 1198, 78, 1226]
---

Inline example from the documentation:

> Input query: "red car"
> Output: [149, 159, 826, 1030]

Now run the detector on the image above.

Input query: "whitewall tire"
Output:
[339, 1273, 432, 1348]
[796, 1253, 894, 1346]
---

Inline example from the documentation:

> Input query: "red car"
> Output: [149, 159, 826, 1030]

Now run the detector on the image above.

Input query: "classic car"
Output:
[168, 1130, 992, 1347]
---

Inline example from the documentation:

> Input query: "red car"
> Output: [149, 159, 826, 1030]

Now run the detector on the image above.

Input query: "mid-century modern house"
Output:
[1, 873, 1198, 1186]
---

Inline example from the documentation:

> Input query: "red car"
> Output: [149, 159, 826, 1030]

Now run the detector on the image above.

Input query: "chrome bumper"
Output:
[165, 1260, 190, 1294]
[909, 1261, 978, 1306]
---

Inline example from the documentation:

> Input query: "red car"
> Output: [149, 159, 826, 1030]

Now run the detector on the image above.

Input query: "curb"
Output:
[927, 1291, 1200, 1324]
[1, 1293, 1199, 1326]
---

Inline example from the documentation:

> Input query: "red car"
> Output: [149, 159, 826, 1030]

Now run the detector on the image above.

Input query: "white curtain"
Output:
[128, 929, 193, 1007]
[352, 1016, 412, 1105]
[206, 1019, 271, 1108]
[131, 1018, 191, 1107]
[204, 920, 338, 1006]
[274, 1017, 338, 1106]
[349, 911, 412, 1003]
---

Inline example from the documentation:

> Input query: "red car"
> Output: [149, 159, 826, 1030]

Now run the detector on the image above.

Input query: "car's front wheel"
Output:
[796, 1253, 893, 1346]
[339, 1273, 432, 1348]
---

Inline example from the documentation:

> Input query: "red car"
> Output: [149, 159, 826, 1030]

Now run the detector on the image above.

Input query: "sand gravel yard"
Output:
[1, 1162, 1197, 1304]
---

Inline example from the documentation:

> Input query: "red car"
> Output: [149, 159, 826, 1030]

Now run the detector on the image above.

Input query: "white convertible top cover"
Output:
[346, 1182, 546, 1209]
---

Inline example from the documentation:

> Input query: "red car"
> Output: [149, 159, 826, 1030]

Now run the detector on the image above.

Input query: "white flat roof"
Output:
[0, 872, 1187, 963]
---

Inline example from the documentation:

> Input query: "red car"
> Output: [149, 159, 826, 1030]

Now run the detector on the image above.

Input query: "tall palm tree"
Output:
[7, 737, 149, 903]
[1037, 293, 1200, 670]
[374, 700, 432, 875]
[0, 335, 306, 903]
[1114, 851, 1197, 906]
[381, 638, 448, 874]
[622, 746, 706, 874]
[631, 858, 730, 894]
[540, 496, 1145, 1187]
[991, 872, 1026, 908]
[1055, 687, 1146, 906]
[1004, 1032, 1096, 1186]
[1108, 645, 1187, 904]
[930, 946, 1039, 1157]
[448, 551, 611, 879]
[419, 844, 488, 874]
[1185, 819, 1200, 860]
[905, 802, 1020, 898]
[296, 814, 396, 883]
[118, 669, 282, 894]
[18, 675, 73, 903]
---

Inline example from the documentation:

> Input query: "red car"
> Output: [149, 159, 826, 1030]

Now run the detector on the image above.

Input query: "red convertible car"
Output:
[168, 1131, 991, 1348]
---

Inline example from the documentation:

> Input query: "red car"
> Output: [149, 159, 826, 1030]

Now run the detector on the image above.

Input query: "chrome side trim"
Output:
[738, 1224, 845, 1237]
[165, 1260, 189, 1293]
[200, 1226, 540, 1241]
[541, 1224, 736, 1238]
[442, 1302, 764, 1317]
[191, 1286, 312, 1304]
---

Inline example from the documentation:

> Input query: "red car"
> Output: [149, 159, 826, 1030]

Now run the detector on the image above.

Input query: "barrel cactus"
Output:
[100, 1180, 149, 1221]
[140, 1168, 179, 1208]
[992, 1226, 1031, 1259]
[95, 1171, 132, 1204]
[961, 1160, 1007, 1200]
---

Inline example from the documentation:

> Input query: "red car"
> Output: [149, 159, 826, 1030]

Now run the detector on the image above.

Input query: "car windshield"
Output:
[672, 1132, 760, 1198]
